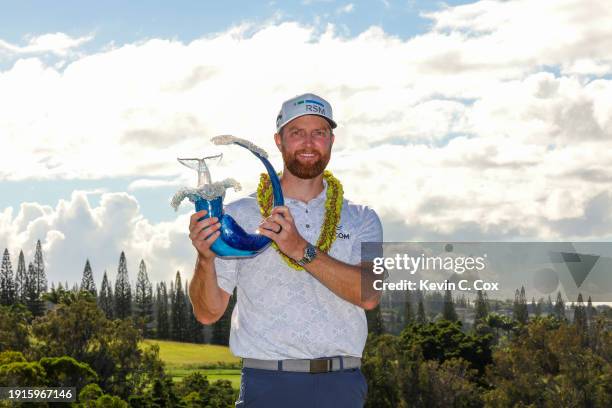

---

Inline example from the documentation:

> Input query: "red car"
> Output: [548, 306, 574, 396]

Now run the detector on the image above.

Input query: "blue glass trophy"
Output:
[171, 136, 283, 258]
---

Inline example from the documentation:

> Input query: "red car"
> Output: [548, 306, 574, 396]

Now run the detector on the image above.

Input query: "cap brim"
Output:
[277, 113, 337, 132]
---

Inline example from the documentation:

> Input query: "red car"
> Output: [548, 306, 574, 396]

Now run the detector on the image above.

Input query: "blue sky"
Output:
[1, 1, 474, 46]
[1, 0, 612, 292]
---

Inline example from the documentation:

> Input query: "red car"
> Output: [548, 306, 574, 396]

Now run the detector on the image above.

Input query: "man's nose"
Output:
[302, 132, 316, 144]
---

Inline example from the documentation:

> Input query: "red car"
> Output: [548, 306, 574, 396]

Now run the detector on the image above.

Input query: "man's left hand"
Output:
[257, 206, 307, 261]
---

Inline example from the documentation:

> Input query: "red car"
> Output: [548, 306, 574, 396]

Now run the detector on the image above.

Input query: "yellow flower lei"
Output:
[257, 170, 343, 271]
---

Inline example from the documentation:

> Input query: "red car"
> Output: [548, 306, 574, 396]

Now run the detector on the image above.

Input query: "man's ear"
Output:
[274, 132, 282, 151]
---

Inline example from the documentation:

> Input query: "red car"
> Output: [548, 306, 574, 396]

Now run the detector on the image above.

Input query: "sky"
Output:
[1, 0, 612, 294]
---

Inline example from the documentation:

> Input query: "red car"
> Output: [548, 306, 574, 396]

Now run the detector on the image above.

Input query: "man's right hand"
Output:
[189, 210, 222, 262]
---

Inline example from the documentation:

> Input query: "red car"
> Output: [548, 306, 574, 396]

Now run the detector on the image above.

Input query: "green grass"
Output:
[168, 368, 242, 389]
[141, 339, 242, 390]
[142, 339, 241, 368]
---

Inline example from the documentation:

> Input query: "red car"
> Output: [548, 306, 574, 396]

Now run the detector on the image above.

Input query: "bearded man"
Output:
[188, 93, 383, 407]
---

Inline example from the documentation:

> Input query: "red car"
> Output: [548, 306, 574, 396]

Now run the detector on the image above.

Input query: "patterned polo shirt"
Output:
[213, 179, 383, 360]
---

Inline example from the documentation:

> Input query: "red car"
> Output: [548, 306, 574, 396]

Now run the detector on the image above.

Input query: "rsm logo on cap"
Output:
[295, 99, 327, 116]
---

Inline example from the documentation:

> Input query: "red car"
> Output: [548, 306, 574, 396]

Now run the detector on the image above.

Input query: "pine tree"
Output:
[416, 291, 427, 325]
[513, 289, 520, 322]
[156, 282, 170, 339]
[14, 250, 26, 303]
[186, 287, 204, 343]
[513, 286, 528, 324]
[80, 259, 97, 296]
[114, 251, 132, 319]
[546, 295, 554, 315]
[171, 271, 188, 341]
[520, 286, 528, 321]
[134, 259, 154, 337]
[25, 261, 45, 316]
[573, 293, 587, 332]
[212, 287, 236, 345]
[535, 297, 544, 317]
[442, 285, 457, 322]
[98, 271, 114, 319]
[184, 280, 194, 342]
[474, 289, 488, 323]
[32, 240, 48, 294]
[403, 290, 414, 327]
[169, 279, 176, 336]
[0, 248, 15, 305]
[586, 295, 597, 323]
[554, 291, 566, 321]
[182, 280, 193, 342]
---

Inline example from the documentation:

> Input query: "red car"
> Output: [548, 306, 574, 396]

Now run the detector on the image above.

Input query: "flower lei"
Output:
[257, 170, 343, 271]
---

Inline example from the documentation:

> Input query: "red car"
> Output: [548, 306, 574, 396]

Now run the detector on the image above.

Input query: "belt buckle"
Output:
[309, 359, 330, 374]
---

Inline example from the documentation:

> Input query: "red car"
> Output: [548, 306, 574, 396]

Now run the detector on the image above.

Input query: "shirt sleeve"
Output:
[348, 207, 383, 265]
[214, 257, 238, 296]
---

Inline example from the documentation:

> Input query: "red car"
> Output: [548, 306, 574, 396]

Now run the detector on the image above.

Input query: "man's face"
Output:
[275, 115, 335, 179]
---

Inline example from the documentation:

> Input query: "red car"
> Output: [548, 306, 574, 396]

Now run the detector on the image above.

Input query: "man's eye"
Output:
[312, 130, 323, 137]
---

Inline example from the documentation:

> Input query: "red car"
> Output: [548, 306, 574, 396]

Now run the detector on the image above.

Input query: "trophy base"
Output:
[195, 197, 272, 258]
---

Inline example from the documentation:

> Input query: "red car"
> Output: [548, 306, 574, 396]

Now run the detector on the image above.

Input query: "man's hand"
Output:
[189, 210, 222, 262]
[257, 206, 308, 261]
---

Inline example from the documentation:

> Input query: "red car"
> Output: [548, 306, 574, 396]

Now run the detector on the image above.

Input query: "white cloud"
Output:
[1, 0, 612, 245]
[0, 32, 93, 57]
[3, 148, 612, 292]
[1, 2, 610, 179]
[422, 0, 612, 76]
[337, 3, 354, 14]
[302, 0, 334, 5]
[0, 191, 195, 287]
[127, 178, 185, 191]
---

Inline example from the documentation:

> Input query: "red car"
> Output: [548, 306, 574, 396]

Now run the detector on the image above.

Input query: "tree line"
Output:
[367, 282, 601, 337]
[0, 241, 235, 346]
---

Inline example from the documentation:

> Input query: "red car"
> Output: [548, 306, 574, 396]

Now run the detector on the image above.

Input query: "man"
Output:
[188, 93, 383, 407]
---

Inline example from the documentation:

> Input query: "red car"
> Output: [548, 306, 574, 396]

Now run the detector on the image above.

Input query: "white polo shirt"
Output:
[214, 179, 383, 360]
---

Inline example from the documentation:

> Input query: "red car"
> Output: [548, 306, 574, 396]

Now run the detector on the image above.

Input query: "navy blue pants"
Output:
[235, 367, 368, 407]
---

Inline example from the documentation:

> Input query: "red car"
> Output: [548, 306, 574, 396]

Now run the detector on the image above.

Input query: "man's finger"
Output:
[268, 214, 291, 231]
[190, 217, 218, 234]
[189, 210, 207, 228]
[259, 220, 282, 233]
[256, 227, 277, 241]
[193, 230, 221, 254]
[271, 206, 293, 222]
[204, 230, 221, 244]
[195, 222, 221, 241]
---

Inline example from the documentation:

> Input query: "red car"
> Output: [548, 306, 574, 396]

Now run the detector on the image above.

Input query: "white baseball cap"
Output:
[276, 93, 337, 132]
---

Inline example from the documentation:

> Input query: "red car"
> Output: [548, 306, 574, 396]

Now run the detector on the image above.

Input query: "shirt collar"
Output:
[286, 179, 328, 207]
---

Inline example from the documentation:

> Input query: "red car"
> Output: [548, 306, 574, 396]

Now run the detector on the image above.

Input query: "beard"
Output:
[282, 147, 331, 179]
